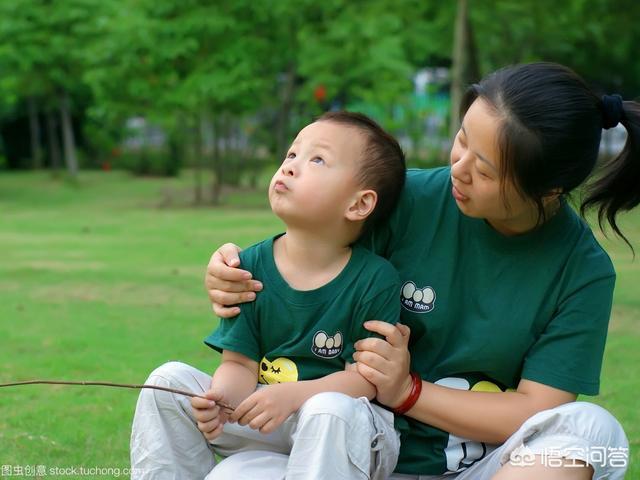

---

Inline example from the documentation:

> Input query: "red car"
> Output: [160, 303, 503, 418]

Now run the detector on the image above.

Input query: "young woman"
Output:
[203, 62, 635, 479]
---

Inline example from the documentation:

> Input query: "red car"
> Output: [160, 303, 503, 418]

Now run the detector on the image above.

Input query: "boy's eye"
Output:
[286, 152, 296, 159]
[310, 157, 325, 165]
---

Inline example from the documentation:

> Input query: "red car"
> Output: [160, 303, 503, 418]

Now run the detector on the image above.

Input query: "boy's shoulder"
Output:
[238, 235, 278, 268]
[351, 244, 400, 286]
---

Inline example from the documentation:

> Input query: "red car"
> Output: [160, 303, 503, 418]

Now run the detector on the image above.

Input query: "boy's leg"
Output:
[130, 361, 293, 480]
[130, 361, 215, 480]
[206, 392, 400, 480]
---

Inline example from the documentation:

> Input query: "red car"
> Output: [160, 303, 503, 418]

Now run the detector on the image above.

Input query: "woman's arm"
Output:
[354, 321, 576, 444]
[205, 243, 263, 318]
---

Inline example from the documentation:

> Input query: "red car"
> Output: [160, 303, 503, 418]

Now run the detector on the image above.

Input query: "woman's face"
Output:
[450, 98, 541, 235]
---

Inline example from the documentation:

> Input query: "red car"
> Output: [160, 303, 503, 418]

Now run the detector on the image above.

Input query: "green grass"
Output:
[0, 170, 637, 478]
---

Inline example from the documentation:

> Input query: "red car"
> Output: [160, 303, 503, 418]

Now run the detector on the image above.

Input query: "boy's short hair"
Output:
[317, 111, 406, 234]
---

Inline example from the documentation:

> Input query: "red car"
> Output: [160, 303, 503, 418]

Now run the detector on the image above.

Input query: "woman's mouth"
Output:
[452, 185, 469, 202]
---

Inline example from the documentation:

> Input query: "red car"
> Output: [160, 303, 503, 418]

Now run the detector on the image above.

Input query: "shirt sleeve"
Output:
[204, 300, 262, 362]
[203, 250, 262, 362]
[521, 273, 615, 395]
[341, 265, 401, 363]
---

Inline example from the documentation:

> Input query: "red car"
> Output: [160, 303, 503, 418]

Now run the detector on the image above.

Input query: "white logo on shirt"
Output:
[311, 330, 343, 358]
[400, 281, 436, 313]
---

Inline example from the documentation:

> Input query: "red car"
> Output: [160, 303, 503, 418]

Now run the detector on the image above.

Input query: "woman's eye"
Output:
[286, 152, 296, 159]
[311, 157, 325, 165]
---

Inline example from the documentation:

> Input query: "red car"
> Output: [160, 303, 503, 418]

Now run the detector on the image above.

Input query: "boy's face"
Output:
[269, 120, 367, 229]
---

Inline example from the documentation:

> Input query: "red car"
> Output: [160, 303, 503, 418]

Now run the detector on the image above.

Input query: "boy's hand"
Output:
[191, 389, 229, 441]
[205, 243, 263, 318]
[229, 383, 300, 434]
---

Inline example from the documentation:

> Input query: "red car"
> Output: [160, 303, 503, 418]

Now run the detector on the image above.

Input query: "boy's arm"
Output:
[296, 364, 376, 401]
[191, 350, 258, 441]
[229, 367, 375, 434]
[212, 350, 259, 407]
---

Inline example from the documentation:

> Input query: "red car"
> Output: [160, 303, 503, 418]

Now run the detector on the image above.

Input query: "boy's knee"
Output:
[298, 392, 361, 422]
[147, 361, 192, 386]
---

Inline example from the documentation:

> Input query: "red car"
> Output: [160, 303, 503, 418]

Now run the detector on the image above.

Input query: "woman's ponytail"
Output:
[581, 99, 640, 249]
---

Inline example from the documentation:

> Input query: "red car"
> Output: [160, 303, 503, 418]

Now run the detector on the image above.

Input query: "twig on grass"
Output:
[0, 380, 234, 412]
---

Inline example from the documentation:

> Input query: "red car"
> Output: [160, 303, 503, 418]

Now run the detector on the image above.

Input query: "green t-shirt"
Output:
[363, 167, 615, 475]
[205, 234, 401, 384]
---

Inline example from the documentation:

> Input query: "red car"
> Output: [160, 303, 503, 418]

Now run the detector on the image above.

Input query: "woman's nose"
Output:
[451, 153, 472, 184]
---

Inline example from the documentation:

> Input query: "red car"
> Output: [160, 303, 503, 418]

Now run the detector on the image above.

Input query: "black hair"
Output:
[460, 62, 640, 248]
[316, 111, 406, 234]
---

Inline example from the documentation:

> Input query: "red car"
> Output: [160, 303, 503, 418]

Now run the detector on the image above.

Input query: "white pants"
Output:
[130, 362, 628, 480]
[130, 361, 400, 480]
[202, 401, 629, 480]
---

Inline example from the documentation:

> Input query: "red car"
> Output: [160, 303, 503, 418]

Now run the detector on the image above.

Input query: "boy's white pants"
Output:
[130, 361, 628, 480]
[130, 361, 400, 480]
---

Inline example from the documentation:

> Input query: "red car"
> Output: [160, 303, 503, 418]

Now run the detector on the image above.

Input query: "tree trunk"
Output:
[449, 0, 480, 138]
[211, 114, 222, 205]
[275, 64, 296, 158]
[27, 96, 43, 169]
[59, 91, 78, 177]
[46, 110, 62, 172]
[192, 113, 205, 205]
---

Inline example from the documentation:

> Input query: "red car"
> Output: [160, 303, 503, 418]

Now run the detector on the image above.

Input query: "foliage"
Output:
[1, 0, 639, 182]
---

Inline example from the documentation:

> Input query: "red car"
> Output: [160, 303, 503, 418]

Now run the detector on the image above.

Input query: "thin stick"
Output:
[0, 380, 234, 412]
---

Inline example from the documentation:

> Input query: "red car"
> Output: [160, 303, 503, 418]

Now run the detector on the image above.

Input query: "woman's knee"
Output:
[547, 401, 628, 446]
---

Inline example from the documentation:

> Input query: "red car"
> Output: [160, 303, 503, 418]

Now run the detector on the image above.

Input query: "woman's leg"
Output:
[453, 401, 628, 480]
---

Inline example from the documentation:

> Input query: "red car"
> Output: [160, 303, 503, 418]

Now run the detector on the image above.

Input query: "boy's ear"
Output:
[345, 189, 377, 222]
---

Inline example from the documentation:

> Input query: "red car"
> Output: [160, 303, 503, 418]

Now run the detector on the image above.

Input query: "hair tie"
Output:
[601, 94, 624, 129]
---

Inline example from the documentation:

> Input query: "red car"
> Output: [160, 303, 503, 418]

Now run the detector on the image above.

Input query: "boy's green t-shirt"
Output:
[205, 234, 401, 384]
[363, 167, 615, 475]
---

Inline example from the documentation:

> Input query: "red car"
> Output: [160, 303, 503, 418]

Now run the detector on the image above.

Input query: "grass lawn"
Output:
[0, 170, 637, 478]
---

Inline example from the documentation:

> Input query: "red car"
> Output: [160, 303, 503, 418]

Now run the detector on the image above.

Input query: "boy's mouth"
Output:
[274, 180, 289, 192]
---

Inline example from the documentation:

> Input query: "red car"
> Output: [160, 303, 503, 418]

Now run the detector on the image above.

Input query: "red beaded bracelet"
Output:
[393, 372, 422, 415]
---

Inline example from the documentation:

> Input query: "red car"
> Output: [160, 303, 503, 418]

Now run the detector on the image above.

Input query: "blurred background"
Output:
[1, 0, 637, 191]
[0, 0, 638, 476]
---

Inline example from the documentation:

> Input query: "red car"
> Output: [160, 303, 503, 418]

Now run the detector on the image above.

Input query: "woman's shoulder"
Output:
[564, 212, 616, 280]
[392, 166, 454, 218]
[404, 166, 451, 199]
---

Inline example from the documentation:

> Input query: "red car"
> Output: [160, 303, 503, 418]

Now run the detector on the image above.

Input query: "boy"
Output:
[131, 111, 406, 480]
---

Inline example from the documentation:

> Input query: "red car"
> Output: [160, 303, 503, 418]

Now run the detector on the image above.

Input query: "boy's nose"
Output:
[281, 163, 296, 176]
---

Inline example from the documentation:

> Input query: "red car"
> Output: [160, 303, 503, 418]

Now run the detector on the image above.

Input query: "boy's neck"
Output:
[273, 228, 353, 291]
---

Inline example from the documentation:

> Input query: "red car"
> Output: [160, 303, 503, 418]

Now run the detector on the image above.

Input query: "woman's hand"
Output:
[205, 243, 263, 318]
[354, 321, 413, 408]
